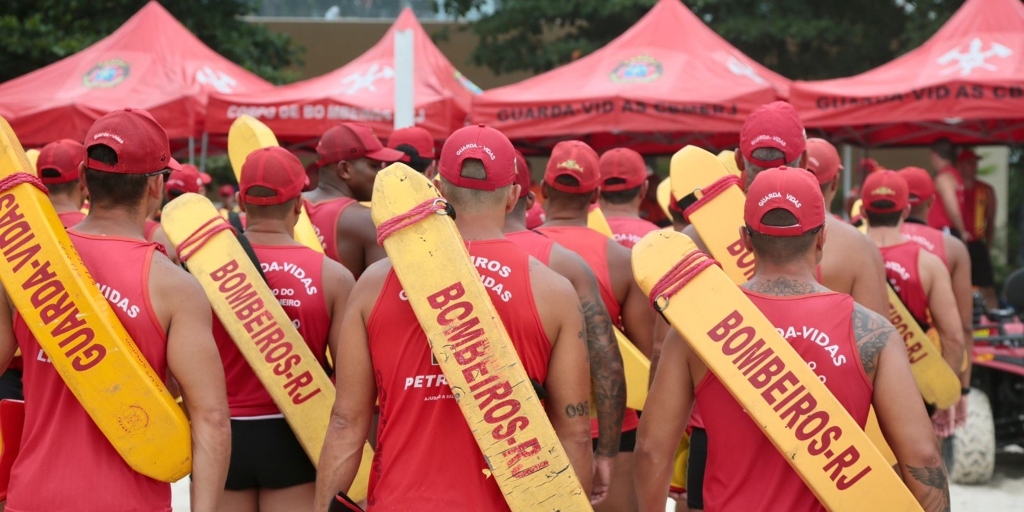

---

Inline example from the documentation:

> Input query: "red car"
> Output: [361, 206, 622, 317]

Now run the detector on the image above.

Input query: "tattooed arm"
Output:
[548, 247, 625, 457]
[855, 304, 950, 512]
[533, 259, 594, 495]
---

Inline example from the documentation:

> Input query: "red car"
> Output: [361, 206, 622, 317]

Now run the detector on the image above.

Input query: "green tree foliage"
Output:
[0, 0, 303, 84]
[439, 0, 966, 80]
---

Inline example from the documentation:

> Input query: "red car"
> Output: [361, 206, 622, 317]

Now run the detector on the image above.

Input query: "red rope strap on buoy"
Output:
[0, 172, 48, 195]
[177, 217, 236, 263]
[376, 199, 450, 246]
[648, 249, 720, 312]
[682, 174, 742, 221]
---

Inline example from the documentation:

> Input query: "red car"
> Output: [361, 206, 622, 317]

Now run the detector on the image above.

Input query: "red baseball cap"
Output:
[898, 167, 935, 206]
[219, 184, 236, 197]
[37, 139, 85, 184]
[544, 140, 600, 194]
[316, 123, 404, 167]
[438, 124, 517, 191]
[861, 170, 909, 213]
[957, 149, 980, 163]
[744, 166, 825, 237]
[197, 170, 213, 186]
[739, 101, 806, 168]
[599, 148, 646, 191]
[164, 166, 202, 196]
[805, 138, 842, 185]
[387, 126, 435, 160]
[84, 108, 177, 174]
[514, 150, 531, 199]
[240, 147, 310, 205]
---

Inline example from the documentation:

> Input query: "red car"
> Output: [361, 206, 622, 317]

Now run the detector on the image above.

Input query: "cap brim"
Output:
[167, 158, 183, 172]
[366, 147, 406, 163]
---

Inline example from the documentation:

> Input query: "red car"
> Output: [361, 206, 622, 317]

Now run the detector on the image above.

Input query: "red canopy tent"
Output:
[469, 0, 790, 153]
[0, 1, 272, 148]
[791, 0, 1024, 146]
[206, 8, 480, 144]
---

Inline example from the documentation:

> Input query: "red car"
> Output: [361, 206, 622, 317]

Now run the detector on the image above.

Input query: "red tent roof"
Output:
[206, 9, 480, 144]
[0, 1, 272, 147]
[469, 0, 790, 153]
[791, 0, 1024, 146]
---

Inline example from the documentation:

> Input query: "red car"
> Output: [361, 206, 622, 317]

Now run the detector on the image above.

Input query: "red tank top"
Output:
[8, 232, 170, 512]
[212, 244, 330, 417]
[607, 216, 659, 249]
[505, 230, 555, 264]
[535, 226, 620, 323]
[902, 221, 948, 268]
[58, 211, 86, 229]
[304, 197, 356, 263]
[698, 290, 871, 512]
[880, 242, 930, 329]
[530, 226, 640, 436]
[927, 165, 964, 232]
[365, 240, 551, 510]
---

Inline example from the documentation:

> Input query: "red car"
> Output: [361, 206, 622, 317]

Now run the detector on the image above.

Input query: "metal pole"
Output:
[394, 29, 415, 130]
[842, 144, 853, 220]
[188, 137, 195, 164]
[200, 132, 209, 172]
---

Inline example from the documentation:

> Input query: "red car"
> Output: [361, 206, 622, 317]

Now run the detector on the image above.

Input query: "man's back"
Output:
[9, 232, 171, 511]
[879, 242, 931, 328]
[817, 217, 889, 315]
[363, 239, 556, 510]
[536, 226, 621, 321]
[607, 216, 659, 249]
[699, 290, 871, 512]
[903, 221, 948, 267]
[304, 196, 356, 264]
[214, 244, 331, 417]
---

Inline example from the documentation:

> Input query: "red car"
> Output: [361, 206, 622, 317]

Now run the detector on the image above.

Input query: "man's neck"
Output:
[455, 218, 507, 241]
[599, 201, 640, 218]
[307, 174, 353, 203]
[907, 209, 929, 224]
[743, 268, 824, 297]
[541, 204, 588, 227]
[244, 218, 299, 246]
[503, 213, 527, 234]
[49, 194, 82, 214]
[73, 206, 148, 240]
[866, 225, 906, 248]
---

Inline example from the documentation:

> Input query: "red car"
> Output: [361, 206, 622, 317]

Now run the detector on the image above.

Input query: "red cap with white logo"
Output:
[744, 166, 825, 237]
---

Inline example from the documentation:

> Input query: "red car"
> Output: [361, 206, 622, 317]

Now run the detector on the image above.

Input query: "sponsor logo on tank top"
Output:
[774, 325, 848, 376]
[904, 232, 936, 252]
[97, 284, 141, 318]
[613, 232, 643, 246]
[884, 260, 911, 283]
[470, 255, 513, 302]
[259, 260, 319, 296]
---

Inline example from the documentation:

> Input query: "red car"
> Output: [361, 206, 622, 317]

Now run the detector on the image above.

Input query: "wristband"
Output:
[961, 387, 971, 396]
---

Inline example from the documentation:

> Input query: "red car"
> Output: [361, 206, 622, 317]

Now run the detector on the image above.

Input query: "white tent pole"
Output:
[394, 28, 415, 129]
[842, 144, 853, 220]
[188, 137, 195, 164]
[200, 132, 209, 172]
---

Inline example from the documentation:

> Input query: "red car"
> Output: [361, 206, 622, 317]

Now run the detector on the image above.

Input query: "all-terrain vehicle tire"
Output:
[943, 388, 996, 484]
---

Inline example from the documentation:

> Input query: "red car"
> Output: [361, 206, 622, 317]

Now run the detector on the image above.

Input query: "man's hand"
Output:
[591, 455, 613, 505]
[931, 407, 955, 438]
[955, 395, 969, 430]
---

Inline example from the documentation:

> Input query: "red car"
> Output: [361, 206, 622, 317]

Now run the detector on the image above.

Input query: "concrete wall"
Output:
[248, 17, 533, 90]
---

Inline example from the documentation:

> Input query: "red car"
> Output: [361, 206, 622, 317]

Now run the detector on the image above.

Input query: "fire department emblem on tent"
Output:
[82, 59, 130, 89]
[937, 38, 1013, 77]
[610, 56, 663, 84]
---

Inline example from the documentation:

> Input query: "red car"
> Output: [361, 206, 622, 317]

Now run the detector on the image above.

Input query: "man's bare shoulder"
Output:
[680, 224, 709, 253]
[528, 256, 577, 301]
[851, 302, 896, 378]
[336, 202, 373, 233]
[548, 243, 596, 282]
[825, 216, 870, 246]
[321, 255, 356, 293]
